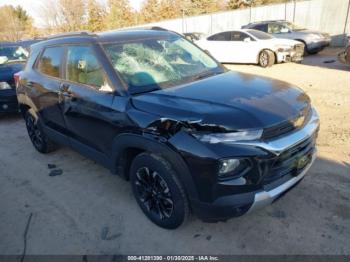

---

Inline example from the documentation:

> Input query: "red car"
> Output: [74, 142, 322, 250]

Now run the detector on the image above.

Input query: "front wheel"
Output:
[259, 50, 275, 68]
[130, 153, 190, 229]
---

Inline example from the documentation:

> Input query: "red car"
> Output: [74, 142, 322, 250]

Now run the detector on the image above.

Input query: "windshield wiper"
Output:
[193, 71, 221, 81]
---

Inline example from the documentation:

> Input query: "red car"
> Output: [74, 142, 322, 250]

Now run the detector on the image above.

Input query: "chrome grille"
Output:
[264, 134, 316, 183]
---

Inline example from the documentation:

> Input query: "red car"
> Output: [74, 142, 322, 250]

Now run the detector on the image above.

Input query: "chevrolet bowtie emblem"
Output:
[293, 115, 305, 128]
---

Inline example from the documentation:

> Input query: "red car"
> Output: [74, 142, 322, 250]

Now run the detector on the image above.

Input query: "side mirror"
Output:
[243, 37, 251, 43]
[280, 28, 290, 33]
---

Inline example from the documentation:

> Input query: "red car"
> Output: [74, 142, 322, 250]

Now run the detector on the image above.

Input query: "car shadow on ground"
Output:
[301, 48, 350, 72]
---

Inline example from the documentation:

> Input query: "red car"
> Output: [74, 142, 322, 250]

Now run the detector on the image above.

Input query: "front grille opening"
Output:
[263, 135, 316, 183]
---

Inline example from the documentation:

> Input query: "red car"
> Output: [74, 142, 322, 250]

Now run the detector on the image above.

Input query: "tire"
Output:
[24, 110, 58, 153]
[259, 50, 275, 68]
[130, 152, 190, 229]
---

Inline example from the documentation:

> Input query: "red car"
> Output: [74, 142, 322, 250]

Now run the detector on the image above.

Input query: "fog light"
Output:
[2, 104, 8, 110]
[219, 159, 240, 174]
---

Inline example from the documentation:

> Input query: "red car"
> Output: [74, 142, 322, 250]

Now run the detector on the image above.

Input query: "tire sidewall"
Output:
[25, 110, 46, 153]
[259, 50, 274, 68]
[130, 153, 187, 229]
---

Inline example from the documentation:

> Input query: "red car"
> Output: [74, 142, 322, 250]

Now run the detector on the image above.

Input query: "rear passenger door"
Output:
[203, 32, 233, 62]
[229, 31, 257, 63]
[33, 46, 67, 132]
[60, 45, 117, 159]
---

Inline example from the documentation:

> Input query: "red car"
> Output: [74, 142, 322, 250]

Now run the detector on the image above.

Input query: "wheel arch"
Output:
[111, 133, 199, 200]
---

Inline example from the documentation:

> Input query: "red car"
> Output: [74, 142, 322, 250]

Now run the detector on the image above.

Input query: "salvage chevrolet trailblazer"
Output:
[16, 28, 320, 229]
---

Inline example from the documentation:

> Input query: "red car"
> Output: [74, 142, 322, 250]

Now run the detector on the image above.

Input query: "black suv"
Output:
[17, 29, 320, 229]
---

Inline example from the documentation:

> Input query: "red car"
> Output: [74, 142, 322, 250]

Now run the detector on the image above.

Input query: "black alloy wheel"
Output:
[24, 111, 57, 153]
[135, 167, 174, 220]
[130, 153, 189, 229]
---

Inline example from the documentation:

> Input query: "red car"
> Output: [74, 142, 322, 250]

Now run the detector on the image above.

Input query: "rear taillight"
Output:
[14, 72, 21, 88]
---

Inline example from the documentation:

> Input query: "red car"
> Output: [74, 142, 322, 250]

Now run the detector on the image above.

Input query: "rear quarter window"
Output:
[36, 46, 64, 78]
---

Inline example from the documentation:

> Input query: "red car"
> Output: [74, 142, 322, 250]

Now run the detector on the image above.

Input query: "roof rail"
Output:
[122, 26, 169, 31]
[46, 31, 96, 40]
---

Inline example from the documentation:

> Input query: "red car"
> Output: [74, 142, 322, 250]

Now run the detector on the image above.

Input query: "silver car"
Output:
[242, 20, 331, 54]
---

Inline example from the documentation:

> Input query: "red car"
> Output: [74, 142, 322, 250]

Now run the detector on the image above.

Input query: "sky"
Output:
[0, 0, 144, 27]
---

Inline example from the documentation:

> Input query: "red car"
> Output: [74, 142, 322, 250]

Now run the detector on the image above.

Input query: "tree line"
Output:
[0, 0, 290, 41]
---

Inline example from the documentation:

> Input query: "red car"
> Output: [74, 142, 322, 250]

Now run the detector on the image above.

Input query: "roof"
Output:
[30, 27, 178, 49]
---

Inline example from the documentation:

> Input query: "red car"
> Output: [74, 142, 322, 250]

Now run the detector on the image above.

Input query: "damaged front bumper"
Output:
[175, 108, 320, 221]
[276, 44, 305, 63]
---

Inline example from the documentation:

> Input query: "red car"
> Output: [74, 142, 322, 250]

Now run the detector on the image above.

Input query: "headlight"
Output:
[309, 34, 321, 41]
[218, 158, 250, 180]
[0, 82, 11, 90]
[193, 129, 262, 144]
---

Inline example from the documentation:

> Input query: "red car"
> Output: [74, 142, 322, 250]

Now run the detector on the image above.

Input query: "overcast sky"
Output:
[0, 0, 144, 27]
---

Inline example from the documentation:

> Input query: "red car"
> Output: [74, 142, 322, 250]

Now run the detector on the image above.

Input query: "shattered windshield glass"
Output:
[0, 45, 28, 65]
[103, 36, 223, 94]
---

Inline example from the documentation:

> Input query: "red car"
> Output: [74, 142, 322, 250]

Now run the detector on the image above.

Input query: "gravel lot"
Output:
[0, 48, 349, 255]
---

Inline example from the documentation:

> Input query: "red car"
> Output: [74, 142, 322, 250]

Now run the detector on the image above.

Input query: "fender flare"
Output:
[111, 133, 199, 200]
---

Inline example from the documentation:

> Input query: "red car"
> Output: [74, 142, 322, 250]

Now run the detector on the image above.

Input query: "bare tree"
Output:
[0, 5, 33, 41]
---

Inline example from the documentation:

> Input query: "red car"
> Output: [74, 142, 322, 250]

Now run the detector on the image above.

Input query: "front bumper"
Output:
[307, 39, 331, 52]
[277, 51, 304, 63]
[0, 89, 19, 113]
[247, 150, 316, 213]
[189, 107, 320, 221]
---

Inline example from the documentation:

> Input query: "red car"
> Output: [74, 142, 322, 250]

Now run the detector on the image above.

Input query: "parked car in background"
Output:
[338, 33, 350, 64]
[195, 29, 304, 67]
[17, 28, 319, 229]
[183, 32, 205, 42]
[242, 20, 331, 54]
[0, 42, 29, 115]
[0, 39, 43, 115]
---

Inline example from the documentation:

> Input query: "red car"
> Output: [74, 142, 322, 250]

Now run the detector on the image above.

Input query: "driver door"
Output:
[60, 45, 120, 159]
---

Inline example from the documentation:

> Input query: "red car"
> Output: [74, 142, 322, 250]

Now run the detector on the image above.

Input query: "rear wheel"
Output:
[24, 110, 57, 153]
[130, 153, 189, 229]
[259, 50, 275, 68]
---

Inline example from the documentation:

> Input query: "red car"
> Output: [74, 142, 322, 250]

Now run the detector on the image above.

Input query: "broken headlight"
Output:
[275, 45, 292, 52]
[193, 129, 262, 144]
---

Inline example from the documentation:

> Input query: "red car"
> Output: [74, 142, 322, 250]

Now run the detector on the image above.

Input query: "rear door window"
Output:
[207, 32, 232, 41]
[37, 47, 64, 78]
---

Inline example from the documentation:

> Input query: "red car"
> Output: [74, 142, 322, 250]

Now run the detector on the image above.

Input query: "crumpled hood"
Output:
[272, 38, 302, 46]
[131, 71, 310, 131]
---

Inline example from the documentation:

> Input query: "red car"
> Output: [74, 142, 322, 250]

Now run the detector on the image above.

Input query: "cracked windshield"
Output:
[103, 36, 222, 93]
